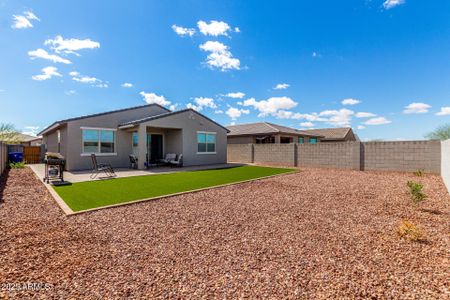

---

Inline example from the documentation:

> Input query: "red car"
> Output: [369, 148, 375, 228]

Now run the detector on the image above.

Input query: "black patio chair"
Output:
[129, 154, 138, 169]
[169, 154, 183, 168]
[90, 154, 116, 179]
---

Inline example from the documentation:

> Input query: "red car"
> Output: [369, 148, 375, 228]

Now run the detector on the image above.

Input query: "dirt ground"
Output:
[0, 167, 449, 299]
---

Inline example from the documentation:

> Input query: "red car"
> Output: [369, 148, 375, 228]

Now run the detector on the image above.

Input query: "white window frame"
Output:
[196, 131, 217, 154]
[80, 127, 117, 156]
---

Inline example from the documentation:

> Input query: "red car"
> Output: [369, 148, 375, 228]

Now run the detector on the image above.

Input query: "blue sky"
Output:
[0, 0, 449, 140]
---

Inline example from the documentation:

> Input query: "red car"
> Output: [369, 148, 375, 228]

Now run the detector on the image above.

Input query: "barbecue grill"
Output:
[43, 154, 65, 184]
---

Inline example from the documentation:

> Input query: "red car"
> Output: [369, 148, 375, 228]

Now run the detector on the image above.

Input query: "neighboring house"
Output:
[302, 127, 357, 142]
[227, 122, 323, 144]
[17, 133, 43, 146]
[38, 104, 228, 171]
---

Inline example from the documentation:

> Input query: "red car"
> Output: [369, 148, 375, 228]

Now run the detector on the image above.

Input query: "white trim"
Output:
[197, 131, 217, 135]
[196, 152, 217, 155]
[80, 126, 117, 131]
[81, 153, 117, 157]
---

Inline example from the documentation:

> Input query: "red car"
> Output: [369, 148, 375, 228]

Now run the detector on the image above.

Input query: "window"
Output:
[280, 136, 293, 144]
[82, 128, 116, 154]
[298, 137, 304, 144]
[310, 137, 318, 144]
[132, 132, 139, 147]
[197, 132, 216, 153]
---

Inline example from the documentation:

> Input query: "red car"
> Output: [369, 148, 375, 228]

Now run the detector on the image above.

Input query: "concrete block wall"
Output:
[227, 144, 253, 163]
[362, 141, 441, 173]
[0, 142, 7, 175]
[298, 142, 360, 170]
[254, 144, 296, 166]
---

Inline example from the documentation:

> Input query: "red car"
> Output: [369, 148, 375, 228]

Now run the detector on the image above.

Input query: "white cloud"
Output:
[186, 103, 202, 111]
[214, 110, 224, 114]
[71, 72, 108, 88]
[44, 35, 100, 55]
[234, 27, 240, 33]
[121, 82, 133, 88]
[12, 11, 39, 29]
[171, 25, 196, 37]
[341, 98, 361, 106]
[312, 52, 321, 58]
[199, 41, 240, 71]
[319, 108, 354, 127]
[363, 117, 391, 125]
[197, 20, 231, 36]
[226, 92, 245, 99]
[32, 66, 62, 81]
[403, 102, 431, 114]
[273, 83, 290, 90]
[64, 90, 76, 96]
[22, 126, 39, 136]
[169, 104, 178, 111]
[383, 0, 405, 10]
[355, 112, 376, 118]
[226, 107, 250, 120]
[436, 107, 450, 116]
[140, 91, 171, 106]
[243, 96, 297, 117]
[357, 125, 366, 130]
[194, 97, 217, 109]
[300, 122, 314, 128]
[28, 48, 72, 64]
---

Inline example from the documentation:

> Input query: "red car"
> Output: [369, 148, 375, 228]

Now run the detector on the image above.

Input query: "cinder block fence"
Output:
[228, 140, 443, 174]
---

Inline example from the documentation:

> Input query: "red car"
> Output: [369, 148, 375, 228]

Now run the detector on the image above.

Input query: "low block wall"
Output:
[254, 144, 296, 166]
[362, 141, 441, 173]
[440, 140, 450, 191]
[227, 144, 253, 163]
[298, 142, 360, 170]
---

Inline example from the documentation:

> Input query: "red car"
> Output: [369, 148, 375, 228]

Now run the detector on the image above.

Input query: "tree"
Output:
[425, 124, 450, 140]
[0, 123, 19, 143]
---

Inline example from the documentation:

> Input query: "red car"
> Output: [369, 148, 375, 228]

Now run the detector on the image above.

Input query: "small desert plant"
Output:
[407, 181, 426, 204]
[9, 161, 26, 169]
[397, 220, 423, 242]
[413, 169, 424, 177]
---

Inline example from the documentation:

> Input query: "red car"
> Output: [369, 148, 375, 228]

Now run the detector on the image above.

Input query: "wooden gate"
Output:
[23, 146, 41, 164]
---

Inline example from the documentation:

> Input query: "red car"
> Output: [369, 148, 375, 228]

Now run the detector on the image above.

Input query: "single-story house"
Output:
[38, 104, 229, 171]
[17, 133, 43, 146]
[302, 127, 358, 142]
[227, 122, 323, 144]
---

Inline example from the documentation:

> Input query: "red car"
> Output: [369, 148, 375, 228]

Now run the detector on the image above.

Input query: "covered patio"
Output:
[30, 163, 241, 183]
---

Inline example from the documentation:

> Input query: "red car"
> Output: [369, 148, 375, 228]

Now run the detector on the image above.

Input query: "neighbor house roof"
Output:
[302, 127, 353, 141]
[227, 122, 323, 137]
[38, 103, 170, 136]
[118, 109, 230, 132]
[17, 133, 42, 142]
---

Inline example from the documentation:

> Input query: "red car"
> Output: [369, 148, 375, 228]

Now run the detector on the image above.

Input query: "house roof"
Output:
[227, 122, 323, 137]
[118, 108, 230, 132]
[38, 103, 170, 136]
[302, 127, 353, 141]
[17, 133, 42, 142]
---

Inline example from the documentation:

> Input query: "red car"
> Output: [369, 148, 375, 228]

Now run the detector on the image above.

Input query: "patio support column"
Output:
[137, 125, 147, 169]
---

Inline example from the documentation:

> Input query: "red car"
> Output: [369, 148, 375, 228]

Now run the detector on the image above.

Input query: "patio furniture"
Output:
[90, 154, 116, 179]
[159, 153, 177, 165]
[129, 154, 138, 169]
[169, 154, 183, 168]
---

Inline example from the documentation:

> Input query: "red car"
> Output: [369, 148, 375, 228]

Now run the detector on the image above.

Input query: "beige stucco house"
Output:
[227, 122, 323, 144]
[39, 104, 229, 171]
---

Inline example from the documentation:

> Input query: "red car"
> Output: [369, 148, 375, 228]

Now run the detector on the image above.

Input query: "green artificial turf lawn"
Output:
[53, 166, 295, 212]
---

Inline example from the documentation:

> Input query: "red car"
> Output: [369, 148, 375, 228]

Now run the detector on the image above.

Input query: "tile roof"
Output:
[227, 122, 322, 137]
[302, 127, 352, 140]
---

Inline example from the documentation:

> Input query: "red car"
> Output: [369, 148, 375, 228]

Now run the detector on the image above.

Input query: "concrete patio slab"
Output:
[29, 163, 245, 183]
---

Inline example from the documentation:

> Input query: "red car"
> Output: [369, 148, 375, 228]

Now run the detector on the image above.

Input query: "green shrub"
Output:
[407, 181, 426, 204]
[413, 169, 424, 177]
[9, 161, 26, 169]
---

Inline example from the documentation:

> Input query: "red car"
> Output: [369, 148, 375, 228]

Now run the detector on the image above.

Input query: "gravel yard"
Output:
[0, 167, 449, 299]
